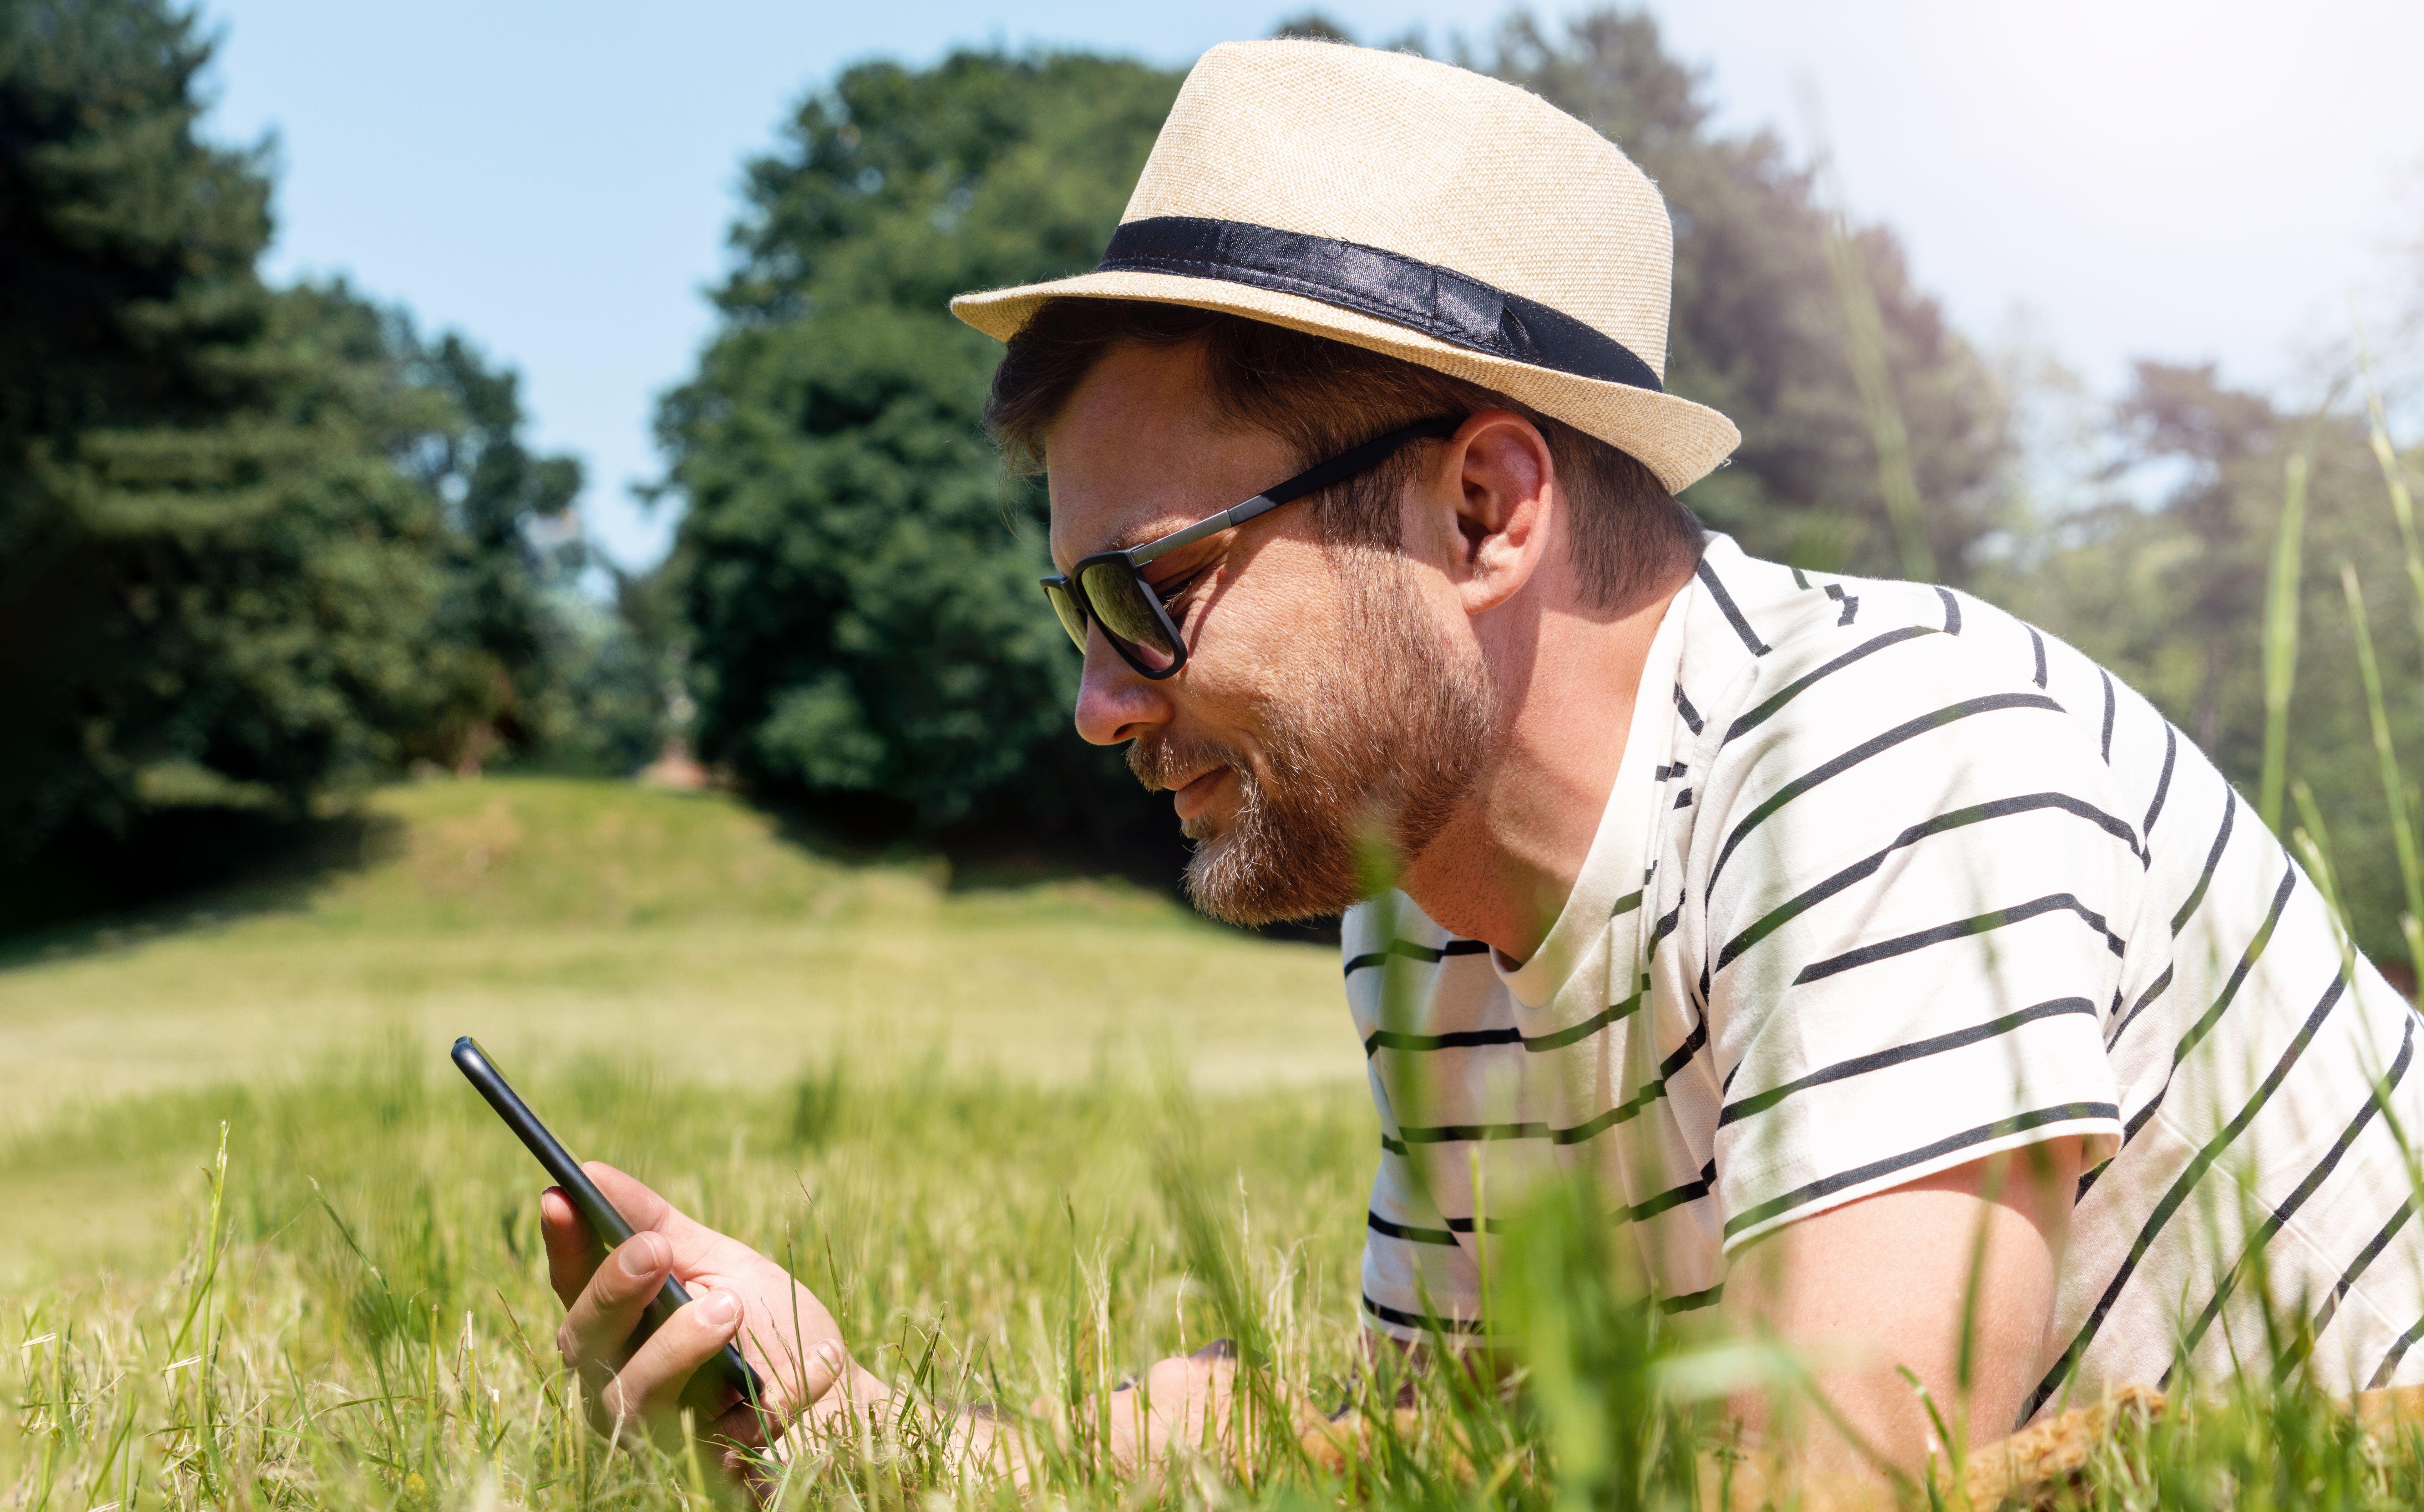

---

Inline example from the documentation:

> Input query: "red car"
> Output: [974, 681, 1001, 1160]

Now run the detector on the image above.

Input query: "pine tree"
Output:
[0, 1, 455, 858]
[0, 0, 600, 885]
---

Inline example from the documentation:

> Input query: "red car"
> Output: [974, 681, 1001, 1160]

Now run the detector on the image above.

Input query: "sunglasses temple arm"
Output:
[1125, 416, 1462, 566]
[1126, 503, 1266, 566]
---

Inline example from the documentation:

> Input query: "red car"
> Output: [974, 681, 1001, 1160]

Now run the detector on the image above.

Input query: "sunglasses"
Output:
[1040, 416, 1464, 679]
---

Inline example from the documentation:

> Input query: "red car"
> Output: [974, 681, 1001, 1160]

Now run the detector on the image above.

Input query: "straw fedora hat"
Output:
[951, 38, 1739, 495]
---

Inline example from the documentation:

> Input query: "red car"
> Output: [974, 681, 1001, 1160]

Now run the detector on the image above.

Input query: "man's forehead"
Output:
[1043, 344, 1274, 562]
[1046, 440, 1210, 564]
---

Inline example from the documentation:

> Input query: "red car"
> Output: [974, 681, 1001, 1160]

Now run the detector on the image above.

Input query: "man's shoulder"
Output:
[1685, 539, 2079, 742]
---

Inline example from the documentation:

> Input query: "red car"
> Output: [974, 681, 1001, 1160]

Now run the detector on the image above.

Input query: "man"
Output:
[544, 39, 2424, 1479]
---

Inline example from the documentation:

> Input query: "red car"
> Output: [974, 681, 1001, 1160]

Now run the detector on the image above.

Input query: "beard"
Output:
[1128, 554, 1495, 927]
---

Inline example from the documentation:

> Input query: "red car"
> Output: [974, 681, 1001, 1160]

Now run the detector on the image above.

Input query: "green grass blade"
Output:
[2291, 781, 2362, 992]
[2340, 561, 2424, 960]
[2352, 329, 2424, 667]
[1820, 210, 1935, 583]
[2260, 452, 2311, 834]
[1800, 92, 1933, 583]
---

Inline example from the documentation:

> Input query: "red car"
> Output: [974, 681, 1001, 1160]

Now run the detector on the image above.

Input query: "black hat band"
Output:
[1096, 215, 1664, 394]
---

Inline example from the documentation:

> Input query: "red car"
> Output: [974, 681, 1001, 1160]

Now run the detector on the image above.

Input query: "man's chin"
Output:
[1180, 827, 1364, 929]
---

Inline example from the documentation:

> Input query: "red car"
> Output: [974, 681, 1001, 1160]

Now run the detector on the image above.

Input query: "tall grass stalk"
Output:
[2260, 450, 2312, 834]
[2338, 561, 2424, 969]
[2290, 777, 2362, 989]
[2354, 335, 2424, 667]
[1799, 90, 1934, 583]
[1819, 210, 1934, 583]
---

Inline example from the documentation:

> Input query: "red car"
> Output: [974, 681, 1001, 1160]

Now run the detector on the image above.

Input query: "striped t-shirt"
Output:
[1351, 534, 2424, 1419]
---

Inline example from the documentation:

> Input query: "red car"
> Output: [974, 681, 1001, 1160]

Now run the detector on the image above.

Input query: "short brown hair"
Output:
[983, 299, 1704, 614]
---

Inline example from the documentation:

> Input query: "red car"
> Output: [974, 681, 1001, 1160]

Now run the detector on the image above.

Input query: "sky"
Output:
[193, 0, 2424, 568]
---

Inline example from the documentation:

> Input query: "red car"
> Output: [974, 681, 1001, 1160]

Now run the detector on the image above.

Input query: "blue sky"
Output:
[194, 0, 2424, 567]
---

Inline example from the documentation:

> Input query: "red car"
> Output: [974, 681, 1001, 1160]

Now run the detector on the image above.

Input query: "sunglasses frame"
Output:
[1041, 415, 1465, 679]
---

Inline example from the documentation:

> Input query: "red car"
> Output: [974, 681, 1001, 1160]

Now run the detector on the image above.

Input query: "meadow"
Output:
[11, 778, 2424, 1512]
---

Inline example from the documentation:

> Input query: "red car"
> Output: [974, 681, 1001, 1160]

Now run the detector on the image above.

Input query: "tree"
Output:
[658, 13, 2013, 852]
[0, 0, 453, 857]
[404, 330, 589, 773]
[0, 0, 609, 889]
[1484, 11, 2011, 577]
[658, 50, 1181, 845]
[1993, 363, 2421, 964]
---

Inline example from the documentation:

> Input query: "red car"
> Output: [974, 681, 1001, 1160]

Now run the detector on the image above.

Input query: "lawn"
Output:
[11, 778, 2424, 1511]
[0, 777, 1392, 1508]
[0, 778, 1357, 1137]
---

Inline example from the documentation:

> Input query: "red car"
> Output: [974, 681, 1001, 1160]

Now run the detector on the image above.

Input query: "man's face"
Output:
[1045, 340, 1493, 925]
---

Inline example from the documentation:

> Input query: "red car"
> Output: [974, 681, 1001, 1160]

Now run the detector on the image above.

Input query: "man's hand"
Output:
[540, 1162, 868, 1469]
[1717, 1139, 2085, 1480]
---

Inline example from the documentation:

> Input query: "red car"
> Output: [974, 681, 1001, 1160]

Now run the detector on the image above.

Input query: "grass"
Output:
[0, 778, 1356, 1139]
[0, 779, 1408, 1507]
[26, 422, 2424, 1512]
[13, 784, 2424, 1510]
[0, 1057, 1391, 1512]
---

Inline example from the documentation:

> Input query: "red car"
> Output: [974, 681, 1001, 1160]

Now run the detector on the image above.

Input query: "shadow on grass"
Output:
[1, 777, 1345, 965]
[768, 790, 1343, 946]
[0, 803, 407, 967]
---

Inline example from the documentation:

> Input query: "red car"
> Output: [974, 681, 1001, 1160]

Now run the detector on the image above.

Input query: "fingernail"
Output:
[618, 1234, 663, 1278]
[812, 1341, 845, 1377]
[700, 1290, 741, 1327]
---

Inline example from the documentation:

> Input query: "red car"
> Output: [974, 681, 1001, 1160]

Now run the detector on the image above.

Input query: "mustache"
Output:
[1127, 733, 1244, 794]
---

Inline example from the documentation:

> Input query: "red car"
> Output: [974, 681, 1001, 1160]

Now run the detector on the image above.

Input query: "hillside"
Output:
[0, 778, 1357, 1132]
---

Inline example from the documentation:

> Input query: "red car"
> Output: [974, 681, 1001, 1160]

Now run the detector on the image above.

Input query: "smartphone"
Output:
[451, 1036, 763, 1417]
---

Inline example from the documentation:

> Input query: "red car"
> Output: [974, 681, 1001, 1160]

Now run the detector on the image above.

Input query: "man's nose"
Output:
[1072, 632, 1172, 747]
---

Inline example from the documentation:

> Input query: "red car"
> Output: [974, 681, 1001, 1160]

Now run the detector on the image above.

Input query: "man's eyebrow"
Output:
[1071, 511, 1214, 564]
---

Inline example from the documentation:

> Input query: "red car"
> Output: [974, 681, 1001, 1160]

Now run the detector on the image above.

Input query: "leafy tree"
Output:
[1484, 11, 2010, 576]
[403, 331, 590, 772]
[658, 50, 1180, 845]
[1994, 364, 2421, 964]
[535, 560, 684, 780]
[660, 13, 2012, 850]
[0, 0, 611, 890]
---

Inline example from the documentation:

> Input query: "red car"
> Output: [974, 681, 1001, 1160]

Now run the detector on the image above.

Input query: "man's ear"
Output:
[1421, 410, 1557, 616]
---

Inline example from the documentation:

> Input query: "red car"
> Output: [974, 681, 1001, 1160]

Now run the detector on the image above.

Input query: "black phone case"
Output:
[451, 1036, 764, 1418]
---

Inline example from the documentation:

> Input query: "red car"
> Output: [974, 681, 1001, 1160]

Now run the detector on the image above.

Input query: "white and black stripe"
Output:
[1350, 535, 2424, 1415]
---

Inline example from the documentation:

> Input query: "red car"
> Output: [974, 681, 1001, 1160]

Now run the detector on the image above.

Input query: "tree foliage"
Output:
[1484, 11, 2010, 576]
[660, 11, 2012, 849]
[1992, 363, 2424, 965]
[658, 50, 1180, 845]
[0, 0, 621, 881]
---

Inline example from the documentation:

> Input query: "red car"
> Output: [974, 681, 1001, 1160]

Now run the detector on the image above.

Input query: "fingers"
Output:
[539, 1164, 711, 1314]
[712, 1338, 847, 1448]
[540, 1188, 598, 1307]
[558, 1230, 673, 1384]
[597, 1287, 746, 1430]
[539, 1160, 861, 1469]
[584, 1163, 708, 1250]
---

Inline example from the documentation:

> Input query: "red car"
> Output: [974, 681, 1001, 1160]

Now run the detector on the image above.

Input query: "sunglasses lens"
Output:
[1077, 561, 1181, 673]
[1040, 579, 1088, 652]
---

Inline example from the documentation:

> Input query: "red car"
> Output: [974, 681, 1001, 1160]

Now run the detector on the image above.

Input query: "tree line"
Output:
[8, 0, 2421, 962]
[1, 0, 669, 921]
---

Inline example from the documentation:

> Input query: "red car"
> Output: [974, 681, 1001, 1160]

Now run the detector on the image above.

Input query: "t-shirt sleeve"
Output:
[1694, 625, 2132, 1254]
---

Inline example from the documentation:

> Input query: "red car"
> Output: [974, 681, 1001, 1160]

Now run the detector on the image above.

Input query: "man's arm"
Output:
[1717, 1139, 2084, 1478]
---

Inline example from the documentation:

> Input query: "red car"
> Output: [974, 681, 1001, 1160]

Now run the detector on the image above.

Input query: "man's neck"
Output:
[1397, 560, 1693, 963]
